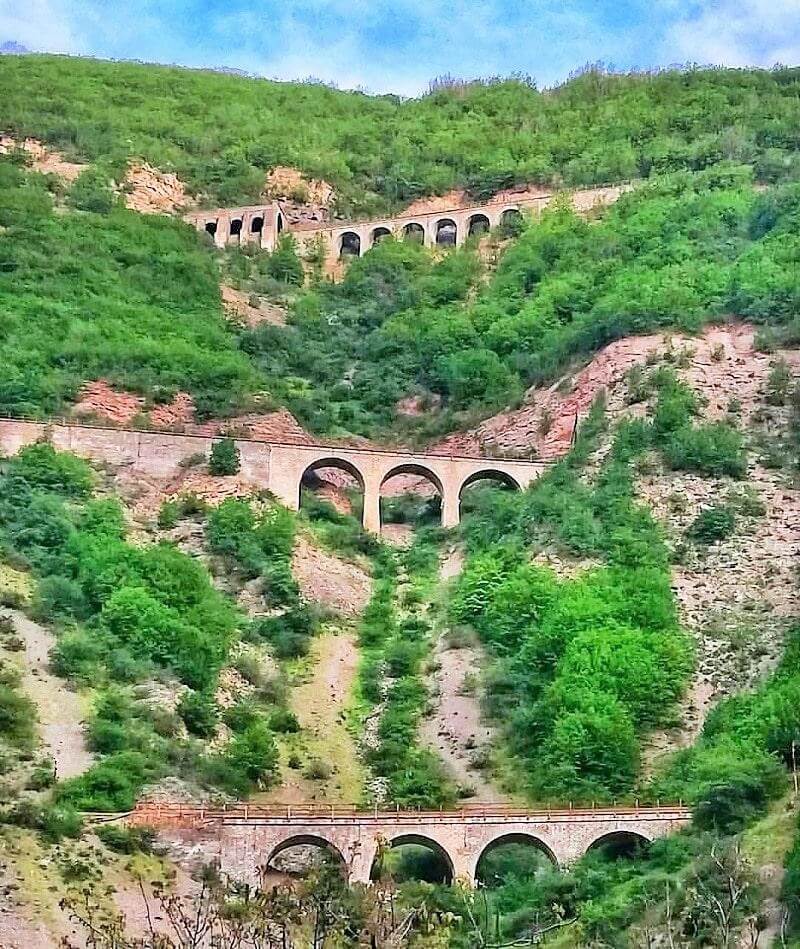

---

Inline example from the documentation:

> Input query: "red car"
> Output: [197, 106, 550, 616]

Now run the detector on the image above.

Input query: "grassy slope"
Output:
[2, 56, 800, 212]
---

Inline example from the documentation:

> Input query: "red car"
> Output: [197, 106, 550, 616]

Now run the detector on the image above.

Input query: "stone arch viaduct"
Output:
[126, 802, 691, 886]
[0, 419, 546, 531]
[184, 184, 629, 270]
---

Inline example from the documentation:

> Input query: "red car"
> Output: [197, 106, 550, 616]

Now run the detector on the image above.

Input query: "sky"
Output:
[1, 0, 799, 97]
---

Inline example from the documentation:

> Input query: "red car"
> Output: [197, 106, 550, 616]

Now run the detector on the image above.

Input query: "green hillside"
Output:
[1, 54, 800, 947]
[2, 55, 800, 213]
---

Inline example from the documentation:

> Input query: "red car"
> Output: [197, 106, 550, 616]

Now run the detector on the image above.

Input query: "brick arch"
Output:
[371, 226, 392, 246]
[299, 456, 365, 509]
[266, 834, 347, 872]
[467, 213, 491, 236]
[459, 468, 521, 498]
[585, 829, 653, 857]
[402, 221, 425, 242]
[377, 833, 456, 883]
[475, 832, 559, 877]
[435, 218, 458, 246]
[339, 231, 361, 257]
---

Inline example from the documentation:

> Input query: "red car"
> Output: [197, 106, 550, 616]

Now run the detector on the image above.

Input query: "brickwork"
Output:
[183, 185, 631, 270]
[0, 419, 546, 531]
[126, 803, 691, 885]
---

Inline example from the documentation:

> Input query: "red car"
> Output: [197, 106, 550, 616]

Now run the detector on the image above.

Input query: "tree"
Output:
[209, 437, 240, 475]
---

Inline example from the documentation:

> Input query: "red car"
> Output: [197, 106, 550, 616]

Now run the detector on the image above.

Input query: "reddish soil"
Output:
[220, 285, 287, 327]
[264, 166, 335, 227]
[291, 535, 371, 617]
[123, 161, 195, 215]
[0, 135, 85, 182]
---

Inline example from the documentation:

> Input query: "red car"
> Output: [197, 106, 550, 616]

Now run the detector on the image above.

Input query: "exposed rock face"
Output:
[123, 161, 194, 215]
[264, 165, 335, 226]
[291, 535, 371, 617]
[221, 285, 287, 327]
[0, 135, 85, 181]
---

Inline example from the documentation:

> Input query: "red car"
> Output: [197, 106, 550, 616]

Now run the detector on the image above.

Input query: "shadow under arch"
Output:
[475, 833, 559, 884]
[371, 833, 456, 884]
[585, 831, 652, 860]
[468, 213, 491, 236]
[371, 226, 392, 246]
[402, 221, 425, 242]
[459, 469, 521, 498]
[435, 218, 457, 246]
[340, 231, 361, 257]
[379, 463, 444, 529]
[266, 834, 347, 875]
[299, 456, 365, 508]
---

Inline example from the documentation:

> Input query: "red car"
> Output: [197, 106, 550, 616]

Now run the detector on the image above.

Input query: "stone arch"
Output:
[468, 213, 491, 236]
[475, 833, 559, 881]
[585, 830, 652, 859]
[299, 457, 365, 510]
[436, 218, 457, 246]
[371, 226, 392, 246]
[500, 207, 522, 228]
[379, 463, 444, 529]
[204, 220, 218, 237]
[277, 212, 284, 233]
[402, 221, 425, 243]
[459, 469, 521, 498]
[229, 218, 243, 240]
[250, 215, 264, 234]
[266, 834, 347, 874]
[373, 834, 456, 883]
[340, 231, 361, 257]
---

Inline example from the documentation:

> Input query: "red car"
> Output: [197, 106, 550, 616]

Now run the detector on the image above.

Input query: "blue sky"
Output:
[2, 0, 799, 96]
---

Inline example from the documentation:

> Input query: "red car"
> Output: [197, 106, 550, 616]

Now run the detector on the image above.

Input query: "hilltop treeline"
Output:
[1, 56, 800, 213]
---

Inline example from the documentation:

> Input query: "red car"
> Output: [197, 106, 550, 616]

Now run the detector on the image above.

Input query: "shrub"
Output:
[783, 814, 800, 934]
[304, 757, 333, 781]
[208, 438, 240, 476]
[269, 707, 300, 733]
[267, 234, 304, 285]
[663, 422, 747, 478]
[220, 721, 279, 789]
[96, 824, 156, 854]
[177, 690, 219, 738]
[0, 672, 36, 751]
[688, 505, 736, 544]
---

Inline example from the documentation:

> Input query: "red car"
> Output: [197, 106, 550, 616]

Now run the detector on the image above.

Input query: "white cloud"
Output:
[663, 0, 800, 67]
[0, 0, 83, 53]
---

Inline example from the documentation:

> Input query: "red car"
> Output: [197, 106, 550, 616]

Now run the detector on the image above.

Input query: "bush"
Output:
[783, 814, 800, 934]
[267, 234, 304, 285]
[208, 438, 240, 476]
[96, 824, 156, 854]
[0, 671, 36, 751]
[177, 690, 219, 737]
[663, 422, 747, 478]
[688, 505, 736, 544]
[269, 707, 300, 733]
[219, 721, 279, 790]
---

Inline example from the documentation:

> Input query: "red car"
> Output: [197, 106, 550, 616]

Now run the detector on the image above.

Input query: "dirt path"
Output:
[2, 609, 93, 780]
[257, 627, 365, 804]
[419, 547, 508, 802]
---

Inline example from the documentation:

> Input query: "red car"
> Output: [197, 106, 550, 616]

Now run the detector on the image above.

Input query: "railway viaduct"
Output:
[126, 802, 691, 886]
[0, 419, 546, 531]
[184, 184, 629, 268]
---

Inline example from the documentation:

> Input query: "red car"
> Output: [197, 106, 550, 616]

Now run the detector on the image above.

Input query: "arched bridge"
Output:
[184, 184, 630, 271]
[127, 802, 691, 886]
[269, 441, 546, 531]
[0, 419, 546, 531]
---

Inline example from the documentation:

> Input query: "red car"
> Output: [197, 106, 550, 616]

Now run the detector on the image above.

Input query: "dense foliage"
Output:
[3, 57, 800, 213]
[0, 444, 290, 808]
[0, 157, 257, 418]
[244, 166, 800, 438]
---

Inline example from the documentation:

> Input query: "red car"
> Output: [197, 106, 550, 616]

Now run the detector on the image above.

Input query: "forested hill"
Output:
[2, 55, 800, 214]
